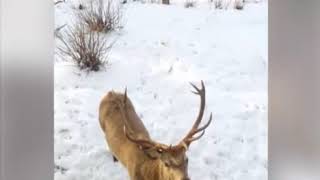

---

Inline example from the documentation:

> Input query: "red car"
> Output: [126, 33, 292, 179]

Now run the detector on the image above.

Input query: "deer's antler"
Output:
[177, 80, 213, 148]
[121, 88, 158, 149]
[122, 81, 213, 151]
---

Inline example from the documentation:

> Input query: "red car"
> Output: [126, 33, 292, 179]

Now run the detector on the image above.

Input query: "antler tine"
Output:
[189, 80, 206, 131]
[184, 112, 213, 144]
[178, 80, 212, 147]
[187, 113, 212, 136]
[190, 84, 201, 94]
[185, 130, 205, 142]
[120, 87, 130, 130]
[121, 88, 157, 149]
[190, 80, 205, 94]
[124, 87, 127, 104]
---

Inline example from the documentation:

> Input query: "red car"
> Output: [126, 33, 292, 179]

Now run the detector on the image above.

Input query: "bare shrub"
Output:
[78, 0, 122, 33]
[56, 23, 113, 71]
[234, 0, 244, 10]
[184, 0, 196, 8]
[213, 0, 223, 9]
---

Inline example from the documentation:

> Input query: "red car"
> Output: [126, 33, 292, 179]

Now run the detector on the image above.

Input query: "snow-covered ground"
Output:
[54, 0, 267, 179]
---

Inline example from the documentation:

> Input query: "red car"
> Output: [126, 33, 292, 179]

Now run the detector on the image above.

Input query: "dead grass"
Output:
[184, 0, 196, 8]
[78, 0, 122, 33]
[234, 0, 245, 10]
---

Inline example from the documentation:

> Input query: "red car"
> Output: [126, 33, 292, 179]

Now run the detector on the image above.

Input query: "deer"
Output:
[99, 81, 213, 180]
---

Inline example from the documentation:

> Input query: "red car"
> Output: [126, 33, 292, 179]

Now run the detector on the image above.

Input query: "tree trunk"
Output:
[162, 0, 170, 5]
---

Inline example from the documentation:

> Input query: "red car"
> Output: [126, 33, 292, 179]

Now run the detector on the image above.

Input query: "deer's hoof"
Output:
[113, 155, 118, 162]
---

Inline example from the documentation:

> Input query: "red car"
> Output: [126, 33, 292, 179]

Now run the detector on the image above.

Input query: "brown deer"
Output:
[99, 81, 212, 180]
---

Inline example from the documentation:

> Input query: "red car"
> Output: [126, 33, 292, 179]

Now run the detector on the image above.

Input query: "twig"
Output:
[54, 0, 65, 5]
[54, 24, 67, 38]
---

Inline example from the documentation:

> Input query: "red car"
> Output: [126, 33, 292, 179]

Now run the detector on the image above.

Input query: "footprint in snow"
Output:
[88, 113, 95, 118]
[136, 86, 142, 91]
[188, 43, 195, 47]
[141, 78, 146, 85]
[233, 110, 256, 121]
[160, 41, 168, 46]
[204, 157, 213, 165]
[73, 109, 80, 114]
[70, 98, 82, 105]
[59, 128, 69, 134]
[79, 120, 88, 127]
[55, 164, 68, 174]
[168, 65, 173, 74]
[63, 134, 72, 140]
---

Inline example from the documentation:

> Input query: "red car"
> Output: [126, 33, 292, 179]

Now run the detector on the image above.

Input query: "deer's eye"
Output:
[164, 161, 170, 167]
[157, 148, 163, 153]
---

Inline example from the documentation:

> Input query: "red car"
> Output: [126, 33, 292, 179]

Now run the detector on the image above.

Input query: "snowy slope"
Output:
[54, 1, 267, 180]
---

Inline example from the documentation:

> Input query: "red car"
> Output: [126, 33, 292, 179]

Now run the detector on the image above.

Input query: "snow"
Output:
[54, 0, 267, 179]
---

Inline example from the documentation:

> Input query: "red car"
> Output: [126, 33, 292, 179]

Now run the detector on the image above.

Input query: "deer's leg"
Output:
[112, 155, 118, 162]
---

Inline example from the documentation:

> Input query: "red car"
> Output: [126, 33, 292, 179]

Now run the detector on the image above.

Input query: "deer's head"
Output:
[121, 81, 212, 180]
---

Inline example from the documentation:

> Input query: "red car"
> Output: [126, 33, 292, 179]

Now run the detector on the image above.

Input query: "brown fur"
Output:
[99, 91, 190, 180]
